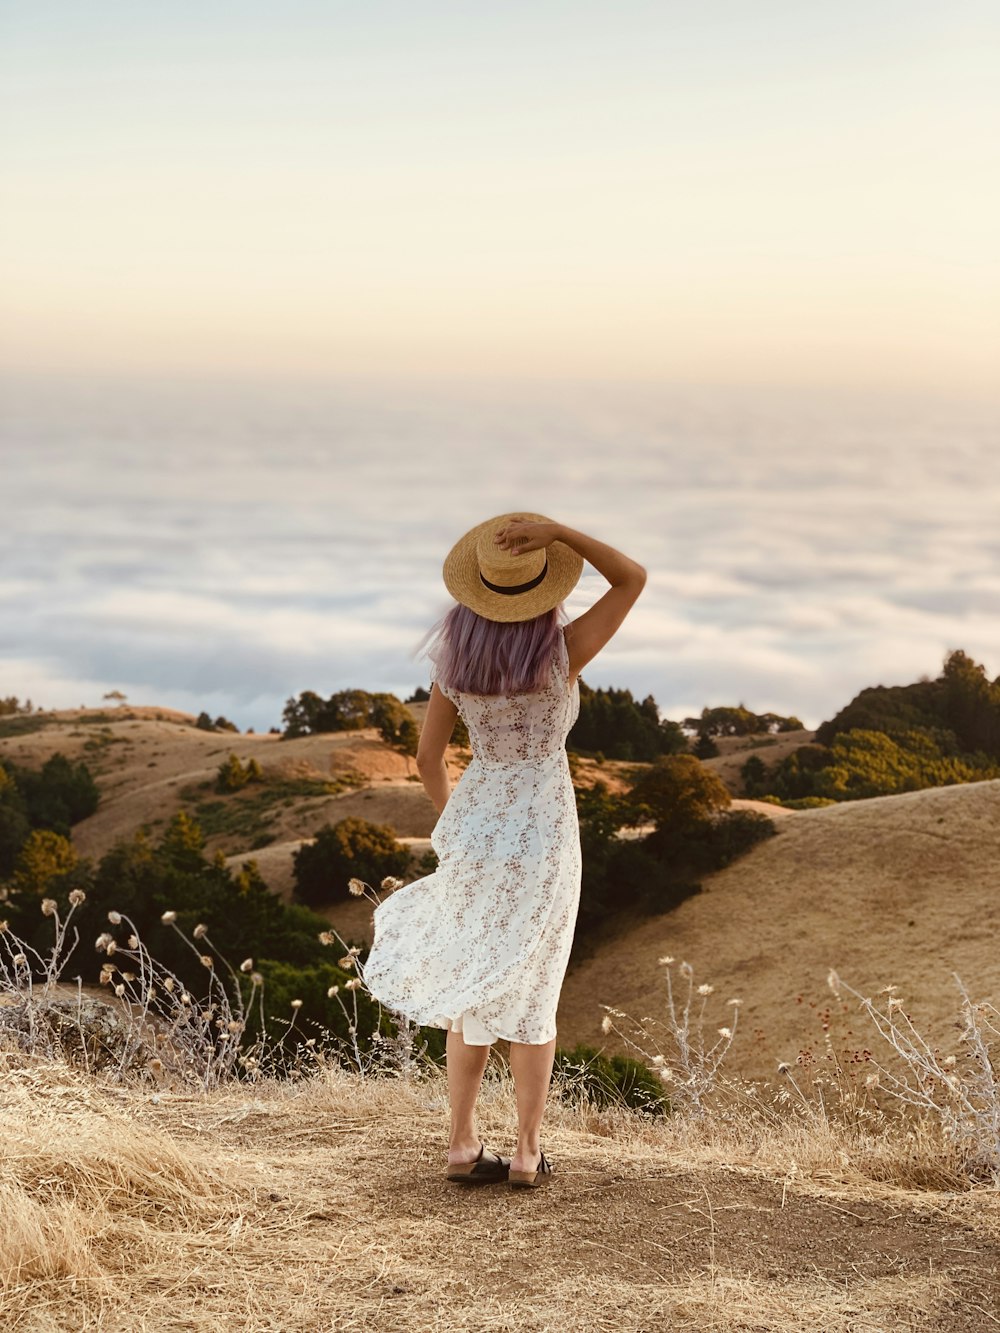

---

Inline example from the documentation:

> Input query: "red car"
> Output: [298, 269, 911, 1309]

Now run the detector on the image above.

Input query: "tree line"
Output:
[740, 650, 1000, 803]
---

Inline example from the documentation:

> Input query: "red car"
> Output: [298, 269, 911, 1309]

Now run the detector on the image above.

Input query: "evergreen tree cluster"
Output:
[0, 754, 98, 877]
[568, 682, 688, 761]
[282, 688, 418, 742]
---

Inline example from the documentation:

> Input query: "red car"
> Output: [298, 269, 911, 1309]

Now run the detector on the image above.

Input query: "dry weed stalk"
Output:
[829, 969, 1000, 1183]
[317, 874, 437, 1077]
[599, 957, 741, 1115]
[0, 896, 306, 1090]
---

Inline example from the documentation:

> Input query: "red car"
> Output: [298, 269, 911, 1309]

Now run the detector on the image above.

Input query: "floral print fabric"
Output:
[363, 626, 582, 1045]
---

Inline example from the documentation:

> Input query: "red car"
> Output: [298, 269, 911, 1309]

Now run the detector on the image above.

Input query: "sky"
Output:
[2, 4, 998, 730]
[2, 0, 999, 393]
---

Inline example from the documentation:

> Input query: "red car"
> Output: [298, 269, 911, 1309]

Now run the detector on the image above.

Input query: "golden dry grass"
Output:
[2, 1050, 998, 1332]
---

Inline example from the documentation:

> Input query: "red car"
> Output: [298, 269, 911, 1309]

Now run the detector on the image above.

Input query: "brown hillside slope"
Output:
[698, 727, 818, 793]
[558, 780, 1000, 1084]
[0, 712, 463, 861]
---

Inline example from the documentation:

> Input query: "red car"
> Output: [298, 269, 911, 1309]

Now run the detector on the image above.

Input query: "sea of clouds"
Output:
[2, 376, 998, 733]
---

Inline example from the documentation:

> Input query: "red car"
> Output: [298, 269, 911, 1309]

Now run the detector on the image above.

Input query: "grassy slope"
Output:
[557, 780, 1000, 1083]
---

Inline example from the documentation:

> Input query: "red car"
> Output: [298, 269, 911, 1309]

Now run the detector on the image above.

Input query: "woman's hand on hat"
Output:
[493, 519, 560, 555]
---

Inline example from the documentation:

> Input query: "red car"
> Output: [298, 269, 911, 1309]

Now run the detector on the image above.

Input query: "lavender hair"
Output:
[417, 602, 567, 697]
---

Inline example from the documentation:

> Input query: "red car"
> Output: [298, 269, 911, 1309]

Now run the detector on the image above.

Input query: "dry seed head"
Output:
[69, 888, 86, 906]
[727, 997, 742, 1007]
[181, 991, 192, 1005]
[128, 935, 139, 950]
[193, 923, 208, 940]
[600, 1014, 613, 1034]
[697, 983, 714, 996]
[164, 977, 175, 992]
[338, 955, 356, 970]
[199, 954, 213, 968]
[679, 961, 693, 978]
[95, 932, 113, 952]
[0, 920, 8, 933]
[319, 931, 334, 946]
[228, 1021, 242, 1033]
[349, 877, 367, 896]
[380, 876, 404, 891]
[943, 1055, 957, 1068]
[121, 971, 136, 983]
[239, 958, 253, 972]
[290, 998, 304, 1009]
[12, 953, 27, 967]
[107, 910, 122, 924]
[718, 1026, 732, 1039]
[778, 1062, 791, 1074]
[41, 898, 57, 917]
[344, 978, 362, 991]
[657, 955, 674, 965]
[114, 984, 125, 997]
[161, 910, 177, 924]
[250, 972, 263, 985]
[327, 985, 340, 998]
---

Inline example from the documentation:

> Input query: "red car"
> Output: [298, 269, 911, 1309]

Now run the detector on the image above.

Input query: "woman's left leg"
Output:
[446, 1026, 491, 1164]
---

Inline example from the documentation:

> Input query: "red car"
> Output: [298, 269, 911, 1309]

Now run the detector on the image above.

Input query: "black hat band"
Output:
[479, 558, 549, 596]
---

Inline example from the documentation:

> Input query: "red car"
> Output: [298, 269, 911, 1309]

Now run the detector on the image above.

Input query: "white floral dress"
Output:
[363, 626, 582, 1045]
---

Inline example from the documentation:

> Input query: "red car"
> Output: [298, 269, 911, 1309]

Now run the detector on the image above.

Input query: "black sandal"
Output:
[445, 1141, 511, 1184]
[509, 1150, 552, 1190]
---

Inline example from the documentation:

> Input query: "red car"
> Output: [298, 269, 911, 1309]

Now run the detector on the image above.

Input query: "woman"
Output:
[362, 513, 646, 1188]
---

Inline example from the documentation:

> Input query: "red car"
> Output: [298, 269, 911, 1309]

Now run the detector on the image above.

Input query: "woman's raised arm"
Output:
[494, 519, 646, 677]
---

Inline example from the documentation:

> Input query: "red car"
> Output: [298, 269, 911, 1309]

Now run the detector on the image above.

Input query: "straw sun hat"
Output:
[442, 511, 584, 623]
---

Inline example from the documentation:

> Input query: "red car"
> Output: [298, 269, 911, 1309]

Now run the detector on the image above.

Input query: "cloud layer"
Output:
[2, 377, 998, 731]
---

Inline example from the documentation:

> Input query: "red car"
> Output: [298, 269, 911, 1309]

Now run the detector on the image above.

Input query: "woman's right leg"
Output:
[445, 1026, 491, 1165]
[508, 1036, 556, 1173]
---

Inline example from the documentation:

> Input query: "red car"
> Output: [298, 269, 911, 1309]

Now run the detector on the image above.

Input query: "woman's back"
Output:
[432, 626, 579, 768]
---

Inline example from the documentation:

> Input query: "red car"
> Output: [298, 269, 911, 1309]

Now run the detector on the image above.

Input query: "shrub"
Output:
[552, 1043, 670, 1116]
[215, 753, 264, 793]
[702, 810, 777, 868]
[292, 818, 410, 908]
[9, 829, 79, 896]
[693, 732, 720, 759]
[627, 754, 731, 852]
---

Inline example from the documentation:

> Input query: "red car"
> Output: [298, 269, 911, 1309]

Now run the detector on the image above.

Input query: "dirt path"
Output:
[132, 1087, 999, 1333]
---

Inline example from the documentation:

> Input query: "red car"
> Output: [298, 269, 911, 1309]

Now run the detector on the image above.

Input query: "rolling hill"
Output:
[556, 778, 1000, 1082]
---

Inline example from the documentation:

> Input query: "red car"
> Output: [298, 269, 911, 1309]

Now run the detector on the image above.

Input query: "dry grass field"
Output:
[2, 1051, 999, 1333]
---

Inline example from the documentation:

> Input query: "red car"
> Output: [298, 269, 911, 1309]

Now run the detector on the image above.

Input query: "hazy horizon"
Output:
[3, 374, 998, 733]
